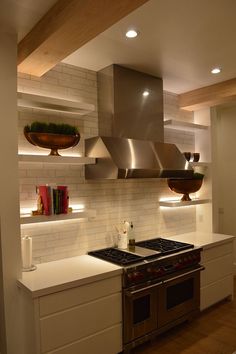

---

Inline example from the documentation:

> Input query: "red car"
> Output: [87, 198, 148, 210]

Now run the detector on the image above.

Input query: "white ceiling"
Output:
[5, 0, 236, 94]
[63, 0, 236, 94]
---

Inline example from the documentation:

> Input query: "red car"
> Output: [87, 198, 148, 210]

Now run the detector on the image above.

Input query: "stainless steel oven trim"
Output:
[125, 281, 162, 296]
[162, 266, 205, 284]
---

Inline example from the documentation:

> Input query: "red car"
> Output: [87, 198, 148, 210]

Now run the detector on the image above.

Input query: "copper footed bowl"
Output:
[167, 178, 203, 201]
[24, 131, 80, 156]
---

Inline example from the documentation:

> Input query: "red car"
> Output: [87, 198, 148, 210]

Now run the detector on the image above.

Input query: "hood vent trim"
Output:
[85, 136, 193, 179]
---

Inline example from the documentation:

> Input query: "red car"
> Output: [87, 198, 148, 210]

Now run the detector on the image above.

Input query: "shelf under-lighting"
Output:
[17, 92, 95, 116]
[20, 210, 96, 225]
[164, 119, 209, 132]
[190, 162, 211, 168]
[159, 199, 211, 207]
[18, 154, 96, 165]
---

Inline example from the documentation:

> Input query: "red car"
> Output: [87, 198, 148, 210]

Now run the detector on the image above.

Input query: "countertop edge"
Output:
[17, 267, 122, 298]
[201, 235, 235, 250]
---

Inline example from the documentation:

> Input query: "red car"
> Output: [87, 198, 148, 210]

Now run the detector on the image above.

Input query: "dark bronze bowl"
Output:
[24, 131, 80, 156]
[167, 178, 203, 201]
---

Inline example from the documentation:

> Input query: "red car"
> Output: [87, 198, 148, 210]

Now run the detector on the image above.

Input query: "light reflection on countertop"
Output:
[17, 255, 122, 298]
[165, 231, 235, 249]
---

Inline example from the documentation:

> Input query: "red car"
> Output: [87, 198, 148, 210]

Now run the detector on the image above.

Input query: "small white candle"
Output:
[21, 236, 32, 269]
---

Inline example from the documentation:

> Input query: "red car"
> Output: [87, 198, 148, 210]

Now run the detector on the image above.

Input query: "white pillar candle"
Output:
[21, 236, 32, 269]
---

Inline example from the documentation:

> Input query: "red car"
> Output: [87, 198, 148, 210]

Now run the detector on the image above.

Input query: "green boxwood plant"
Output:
[24, 122, 79, 135]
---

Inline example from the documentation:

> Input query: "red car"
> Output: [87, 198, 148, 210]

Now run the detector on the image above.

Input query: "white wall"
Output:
[18, 64, 196, 264]
[0, 30, 22, 354]
[194, 108, 212, 232]
[211, 103, 236, 272]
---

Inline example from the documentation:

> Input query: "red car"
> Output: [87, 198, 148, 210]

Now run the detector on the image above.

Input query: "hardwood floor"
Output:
[132, 280, 236, 354]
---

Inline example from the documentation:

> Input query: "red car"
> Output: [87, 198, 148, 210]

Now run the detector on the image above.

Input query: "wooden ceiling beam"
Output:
[17, 0, 149, 77]
[179, 78, 236, 111]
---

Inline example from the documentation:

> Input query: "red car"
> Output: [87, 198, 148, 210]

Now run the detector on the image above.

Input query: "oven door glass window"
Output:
[158, 270, 200, 327]
[133, 294, 150, 324]
[123, 285, 158, 343]
[167, 278, 194, 309]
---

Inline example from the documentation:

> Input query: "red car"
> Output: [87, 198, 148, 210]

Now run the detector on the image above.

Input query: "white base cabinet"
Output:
[200, 241, 234, 310]
[20, 275, 122, 354]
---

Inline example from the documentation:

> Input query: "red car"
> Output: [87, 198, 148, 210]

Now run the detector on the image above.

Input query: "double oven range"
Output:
[89, 238, 204, 353]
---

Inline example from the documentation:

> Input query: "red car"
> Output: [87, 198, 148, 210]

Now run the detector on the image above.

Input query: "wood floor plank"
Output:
[132, 279, 236, 354]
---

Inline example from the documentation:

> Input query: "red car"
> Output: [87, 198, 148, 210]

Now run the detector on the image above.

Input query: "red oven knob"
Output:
[174, 262, 181, 269]
[153, 267, 164, 276]
[147, 267, 154, 274]
[127, 273, 134, 281]
[133, 271, 144, 281]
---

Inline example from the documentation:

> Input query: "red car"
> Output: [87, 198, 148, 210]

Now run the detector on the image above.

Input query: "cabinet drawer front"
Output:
[47, 324, 122, 354]
[202, 242, 233, 263]
[39, 275, 121, 317]
[40, 293, 122, 353]
[201, 253, 233, 287]
[200, 275, 233, 311]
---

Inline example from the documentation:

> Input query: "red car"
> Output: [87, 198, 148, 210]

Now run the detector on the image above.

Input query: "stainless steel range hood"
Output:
[85, 65, 193, 179]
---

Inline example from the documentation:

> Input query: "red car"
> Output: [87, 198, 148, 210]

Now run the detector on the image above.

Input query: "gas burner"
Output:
[135, 238, 194, 255]
[88, 247, 143, 266]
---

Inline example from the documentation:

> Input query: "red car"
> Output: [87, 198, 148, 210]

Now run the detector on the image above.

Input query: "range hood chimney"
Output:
[85, 65, 193, 179]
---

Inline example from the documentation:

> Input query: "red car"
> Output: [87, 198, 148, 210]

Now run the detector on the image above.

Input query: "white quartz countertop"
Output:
[17, 255, 122, 298]
[166, 231, 235, 249]
[17, 232, 235, 298]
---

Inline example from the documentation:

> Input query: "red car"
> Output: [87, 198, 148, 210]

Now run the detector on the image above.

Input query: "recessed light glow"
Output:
[143, 90, 149, 97]
[126, 29, 139, 38]
[211, 67, 221, 74]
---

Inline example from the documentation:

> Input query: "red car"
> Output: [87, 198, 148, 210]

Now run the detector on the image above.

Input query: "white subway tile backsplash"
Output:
[18, 63, 196, 264]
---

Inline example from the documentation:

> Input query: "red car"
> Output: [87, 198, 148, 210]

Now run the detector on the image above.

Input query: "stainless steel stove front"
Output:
[122, 248, 204, 354]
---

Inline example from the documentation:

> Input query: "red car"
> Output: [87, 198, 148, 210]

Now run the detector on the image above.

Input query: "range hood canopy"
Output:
[85, 136, 192, 179]
[85, 65, 193, 179]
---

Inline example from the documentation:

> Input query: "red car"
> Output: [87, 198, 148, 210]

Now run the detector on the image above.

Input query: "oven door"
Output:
[123, 281, 161, 344]
[158, 266, 204, 327]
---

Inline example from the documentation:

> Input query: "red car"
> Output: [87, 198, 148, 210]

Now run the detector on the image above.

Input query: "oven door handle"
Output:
[125, 281, 162, 296]
[162, 266, 205, 284]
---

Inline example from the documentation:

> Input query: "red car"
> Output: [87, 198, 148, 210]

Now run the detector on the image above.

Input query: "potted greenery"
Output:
[167, 172, 204, 201]
[24, 122, 80, 156]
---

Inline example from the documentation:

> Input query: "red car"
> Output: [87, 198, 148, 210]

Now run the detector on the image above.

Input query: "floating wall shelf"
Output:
[18, 154, 96, 165]
[164, 119, 209, 132]
[190, 162, 211, 168]
[17, 92, 95, 116]
[20, 210, 96, 225]
[159, 199, 211, 208]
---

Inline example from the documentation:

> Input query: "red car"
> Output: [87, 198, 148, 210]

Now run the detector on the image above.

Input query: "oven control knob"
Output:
[127, 273, 134, 281]
[174, 262, 181, 269]
[188, 255, 193, 263]
[147, 267, 154, 274]
[154, 267, 164, 276]
[133, 271, 144, 281]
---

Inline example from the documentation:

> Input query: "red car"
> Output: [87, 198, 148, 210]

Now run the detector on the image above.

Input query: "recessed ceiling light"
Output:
[125, 29, 139, 38]
[211, 67, 221, 74]
[142, 90, 149, 97]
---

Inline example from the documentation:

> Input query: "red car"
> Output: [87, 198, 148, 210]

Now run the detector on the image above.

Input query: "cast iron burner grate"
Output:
[88, 247, 143, 266]
[135, 238, 194, 256]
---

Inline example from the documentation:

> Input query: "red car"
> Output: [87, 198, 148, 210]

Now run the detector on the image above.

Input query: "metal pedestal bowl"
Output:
[24, 131, 80, 156]
[167, 178, 203, 201]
